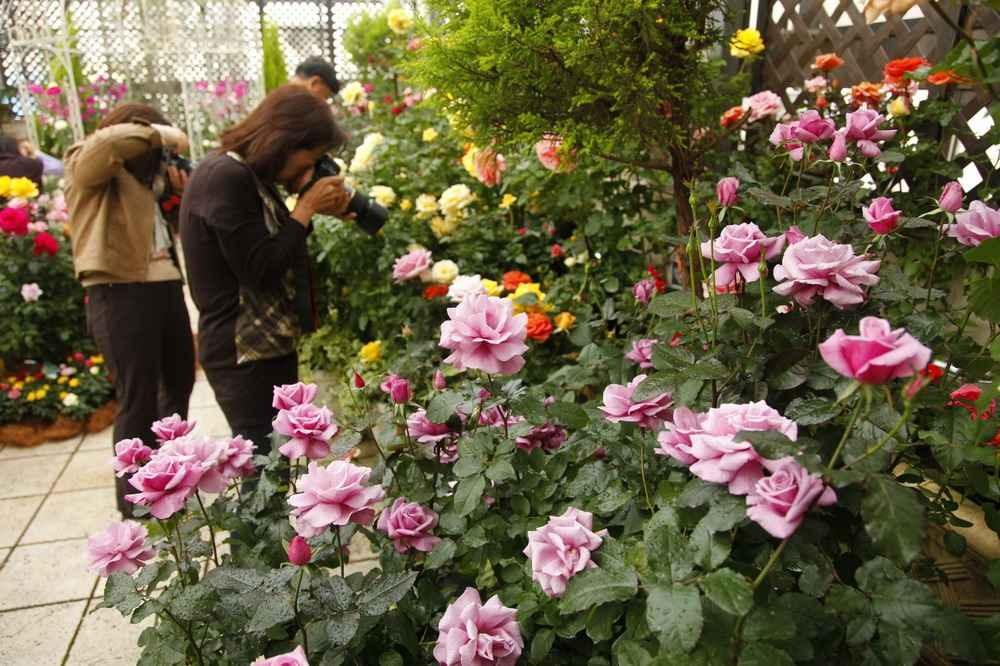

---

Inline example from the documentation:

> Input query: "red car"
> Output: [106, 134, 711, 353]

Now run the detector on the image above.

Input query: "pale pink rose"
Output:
[158, 435, 230, 493]
[746, 457, 837, 539]
[773, 234, 880, 309]
[407, 409, 459, 463]
[947, 201, 1000, 247]
[273, 404, 338, 460]
[475, 148, 507, 186]
[828, 129, 848, 161]
[439, 294, 528, 375]
[515, 423, 568, 452]
[522, 507, 606, 598]
[716, 177, 740, 207]
[843, 109, 897, 158]
[625, 338, 658, 369]
[379, 373, 412, 404]
[769, 122, 804, 161]
[784, 225, 806, 245]
[599, 374, 673, 430]
[27, 221, 48, 234]
[938, 181, 963, 214]
[124, 454, 203, 519]
[804, 76, 828, 93]
[701, 222, 786, 287]
[22, 281, 46, 302]
[654, 406, 705, 464]
[433, 588, 523, 666]
[793, 110, 836, 143]
[447, 274, 486, 303]
[819, 316, 931, 384]
[111, 438, 153, 477]
[251, 646, 309, 666]
[150, 414, 196, 443]
[272, 382, 318, 410]
[217, 435, 256, 480]
[393, 248, 433, 282]
[632, 278, 656, 305]
[534, 134, 575, 172]
[862, 196, 901, 235]
[288, 460, 386, 537]
[87, 520, 155, 576]
[377, 497, 442, 553]
[742, 90, 786, 122]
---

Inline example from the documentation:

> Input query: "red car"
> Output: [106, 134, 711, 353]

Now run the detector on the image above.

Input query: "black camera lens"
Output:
[300, 156, 388, 236]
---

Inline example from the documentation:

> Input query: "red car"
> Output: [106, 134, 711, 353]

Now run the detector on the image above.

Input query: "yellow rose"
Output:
[340, 81, 366, 106]
[481, 279, 502, 296]
[508, 282, 546, 313]
[57, 376, 67, 385]
[887, 96, 911, 117]
[8, 177, 39, 199]
[0, 176, 11, 198]
[59, 391, 67, 400]
[422, 127, 439, 142]
[369, 185, 397, 208]
[430, 259, 459, 285]
[69, 378, 80, 388]
[359, 340, 382, 364]
[399, 198, 413, 211]
[730, 28, 765, 58]
[26, 392, 35, 402]
[13, 382, 23, 390]
[499, 193, 518, 210]
[387, 8, 414, 34]
[430, 215, 459, 239]
[415, 193, 438, 219]
[554, 312, 576, 332]
[439, 184, 474, 219]
[91, 355, 104, 364]
[461, 144, 479, 178]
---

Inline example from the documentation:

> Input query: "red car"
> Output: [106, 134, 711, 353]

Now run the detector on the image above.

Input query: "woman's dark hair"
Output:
[220, 85, 347, 182]
[0, 135, 19, 155]
[98, 102, 169, 129]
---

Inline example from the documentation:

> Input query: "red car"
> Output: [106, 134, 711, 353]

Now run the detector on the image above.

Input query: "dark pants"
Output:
[86, 281, 196, 515]
[204, 353, 297, 456]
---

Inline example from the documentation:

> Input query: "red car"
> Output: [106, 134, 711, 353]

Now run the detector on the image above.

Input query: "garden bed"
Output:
[0, 399, 117, 447]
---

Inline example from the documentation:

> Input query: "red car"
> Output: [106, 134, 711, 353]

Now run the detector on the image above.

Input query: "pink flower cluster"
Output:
[515, 423, 568, 452]
[769, 110, 835, 160]
[439, 295, 529, 375]
[523, 507, 605, 597]
[773, 234, 880, 309]
[86, 520, 155, 577]
[434, 588, 522, 665]
[377, 497, 441, 553]
[947, 201, 1000, 247]
[288, 460, 386, 537]
[393, 248, 432, 282]
[701, 223, 786, 288]
[832, 109, 897, 160]
[819, 317, 931, 385]
[271, 383, 339, 460]
[599, 374, 673, 430]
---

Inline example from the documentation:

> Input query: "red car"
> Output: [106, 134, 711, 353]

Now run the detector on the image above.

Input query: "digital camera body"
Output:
[301, 155, 388, 236]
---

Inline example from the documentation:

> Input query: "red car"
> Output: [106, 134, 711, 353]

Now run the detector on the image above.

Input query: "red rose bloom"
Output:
[646, 265, 667, 293]
[0, 207, 30, 236]
[720, 106, 746, 129]
[502, 270, 533, 292]
[422, 284, 449, 300]
[526, 312, 553, 343]
[927, 69, 973, 86]
[816, 95, 829, 110]
[883, 57, 929, 85]
[550, 244, 564, 258]
[813, 53, 845, 72]
[32, 231, 60, 256]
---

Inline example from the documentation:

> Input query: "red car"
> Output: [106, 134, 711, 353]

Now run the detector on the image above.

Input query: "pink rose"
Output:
[804, 76, 828, 93]
[937, 181, 963, 214]
[433, 370, 447, 390]
[819, 316, 931, 384]
[701, 222, 786, 287]
[393, 248, 432, 282]
[379, 373, 412, 404]
[475, 148, 507, 186]
[288, 460, 386, 537]
[793, 110, 836, 143]
[287, 535, 312, 566]
[773, 234, 880, 309]
[843, 109, 897, 158]
[251, 646, 309, 666]
[20, 283, 43, 302]
[447, 274, 486, 303]
[515, 423, 568, 452]
[86, 520, 155, 576]
[217, 435, 257, 480]
[479, 403, 525, 430]
[654, 406, 705, 464]
[111, 438, 153, 477]
[158, 435, 230, 493]
[377, 497, 442, 553]
[625, 338, 658, 369]
[947, 200, 1000, 247]
[716, 177, 740, 207]
[272, 382, 319, 410]
[273, 404, 338, 460]
[407, 409, 459, 463]
[535, 134, 574, 172]
[433, 588, 523, 666]
[742, 90, 786, 122]
[784, 225, 806, 245]
[632, 278, 656, 305]
[151, 414, 196, 443]
[439, 294, 528, 375]
[862, 196, 901, 235]
[523, 507, 605, 598]
[599, 374, 673, 430]
[828, 129, 848, 161]
[746, 458, 837, 539]
[769, 122, 804, 161]
[124, 454, 203, 519]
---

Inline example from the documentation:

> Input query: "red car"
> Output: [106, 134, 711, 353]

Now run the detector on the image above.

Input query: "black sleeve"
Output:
[201, 161, 309, 292]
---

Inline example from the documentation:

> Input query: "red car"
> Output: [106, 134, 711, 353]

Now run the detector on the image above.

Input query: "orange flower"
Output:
[422, 284, 448, 300]
[883, 57, 929, 85]
[851, 81, 884, 108]
[502, 270, 533, 292]
[719, 106, 746, 129]
[813, 53, 844, 72]
[816, 95, 829, 110]
[526, 312, 553, 342]
[927, 69, 973, 86]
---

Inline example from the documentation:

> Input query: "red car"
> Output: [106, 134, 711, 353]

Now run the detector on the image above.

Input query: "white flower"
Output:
[415, 193, 438, 219]
[422, 127, 439, 142]
[387, 8, 414, 34]
[369, 186, 396, 208]
[447, 274, 485, 303]
[62, 393, 79, 407]
[439, 184, 474, 219]
[364, 132, 385, 147]
[340, 81, 366, 106]
[348, 133, 386, 173]
[54, 119, 69, 131]
[20, 283, 43, 302]
[430, 259, 459, 285]
[90, 366, 100, 375]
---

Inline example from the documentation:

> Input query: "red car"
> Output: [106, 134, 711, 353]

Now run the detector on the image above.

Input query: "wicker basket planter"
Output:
[0, 400, 118, 447]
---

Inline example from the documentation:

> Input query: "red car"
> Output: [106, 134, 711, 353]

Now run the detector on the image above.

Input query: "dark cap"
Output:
[295, 56, 340, 94]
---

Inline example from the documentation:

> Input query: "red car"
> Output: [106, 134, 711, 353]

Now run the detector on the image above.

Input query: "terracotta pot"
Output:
[86, 400, 118, 433]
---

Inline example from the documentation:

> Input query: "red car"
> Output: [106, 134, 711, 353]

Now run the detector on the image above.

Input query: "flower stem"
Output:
[293, 567, 309, 655]
[826, 396, 866, 472]
[335, 528, 346, 578]
[924, 212, 949, 308]
[752, 537, 790, 590]
[846, 404, 912, 469]
[638, 438, 654, 513]
[195, 492, 220, 567]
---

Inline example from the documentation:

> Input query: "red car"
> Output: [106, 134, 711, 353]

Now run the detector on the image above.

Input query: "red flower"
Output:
[669, 332, 683, 347]
[516, 226, 527, 236]
[550, 244, 564, 258]
[382, 95, 394, 104]
[502, 270, 533, 292]
[920, 364, 944, 382]
[813, 53, 845, 72]
[0, 207, 30, 236]
[391, 105, 405, 116]
[990, 429, 1000, 448]
[927, 69, 973, 86]
[646, 265, 667, 293]
[816, 95, 829, 110]
[353, 372, 365, 389]
[526, 312, 553, 343]
[160, 194, 182, 213]
[883, 57, 929, 85]
[947, 383, 996, 420]
[720, 106, 745, 129]
[422, 284, 448, 300]
[32, 231, 60, 256]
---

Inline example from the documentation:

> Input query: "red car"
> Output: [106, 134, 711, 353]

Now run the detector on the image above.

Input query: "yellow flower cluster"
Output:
[730, 28, 765, 58]
[508, 283, 551, 314]
[359, 340, 382, 363]
[0, 176, 39, 199]
[387, 8, 414, 34]
[26, 385, 50, 402]
[499, 194, 518, 210]
[554, 312, 576, 332]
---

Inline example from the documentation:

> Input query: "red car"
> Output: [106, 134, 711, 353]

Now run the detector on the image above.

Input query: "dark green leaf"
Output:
[547, 401, 589, 429]
[645, 583, 703, 652]
[485, 460, 516, 482]
[560, 567, 639, 614]
[969, 276, 1000, 323]
[612, 639, 654, 665]
[747, 187, 793, 209]
[649, 291, 693, 318]
[784, 397, 842, 426]
[427, 391, 465, 423]
[861, 476, 925, 565]
[424, 539, 457, 570]
[168, 584, 214, 622]
[743, 607, 797, 642]
[314, 575, 354, 612]
[644, 508, 694, 582]
[326, 610, 360, 646]
[964, 237, 1000, 267]
[632, 374, 675, 402]
[454, 475, 486, 517]
[700, 569, 753, 617]
[357, 571, 418, 616]
[768, 357, 811, 390]
[586, 602, 623, 641]
[738, 642, 794, 666]
[248, 593, 295, 632]
[530, 628, 555, 663]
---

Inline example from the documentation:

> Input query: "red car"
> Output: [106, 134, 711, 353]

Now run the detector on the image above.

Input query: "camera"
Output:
[301, 155, 388, 236]
[164, 151, 193, 174]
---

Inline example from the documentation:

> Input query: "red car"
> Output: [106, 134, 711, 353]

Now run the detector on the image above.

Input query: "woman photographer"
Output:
[64, 103, 195, 516]
[180, 85, 350, 452]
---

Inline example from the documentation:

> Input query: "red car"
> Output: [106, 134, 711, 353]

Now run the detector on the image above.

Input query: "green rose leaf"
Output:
[861, 476, 925, 565]
[700, 568, 753, 617]
[645, 583, 703, 652]
[357, 571, 418, 616]
[560, 567, 639, 614]
[454, 475, 487, 517]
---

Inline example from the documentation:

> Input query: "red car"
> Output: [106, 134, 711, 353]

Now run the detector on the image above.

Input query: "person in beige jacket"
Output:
[64, 103, 195, 517]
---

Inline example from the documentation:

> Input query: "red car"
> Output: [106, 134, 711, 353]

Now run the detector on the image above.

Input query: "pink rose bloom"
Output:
[784, 225, 806, 245]
[439, 294, 528, 375]
[272, 382, 319, 410]
[111, 438, 153, 477]
[447, 274, 486, 303]
[819, 316, 931, 384]
[288, 460, 386, 537]
[158, 435, 230, 493]
[716, 177, 740, 207]
[515, 423, 568, 452]
[828, 129, 848, 161]
[599, 374, 673, 430]
[379, 373, 412, 404]
[151, 414, 196, 443]
[632, 278, 655, 305]
[769, 122, 804, 161]
[947, 201, 1000, 247]
[217, 435, 256, 480]
[433, 588, 523, 666]
[523, 507, 606, 598]
[287, 535, 312, 566]
[433, 370, 447, 390]
[393, 248, 432, 282]
[273, 404, 338, 460]
[843, 109, 897, 158]
[938, 181, 963, 214]
[251, 646, 309, 666]
[862, 196, 901, 235]
[742, 90, 786, 122]
[804, 76, 828, 93]
[377, 497, 442, 553]
[86, 520, 155, 576]
[475, 148, 507, 186]
[124, 454, 203, 519]
[535, 134, 574, 172]
[793, 110, 836, 143]
[773, 234, 880, 309]
[701, 222, 786, 287]
[625, 338, 658, 369]
[20, 282, 42, 302]
[27, 221, 49, 234]
[479, 403, 525, 429]
[654, 406, 705, 464]
[407, 409, 459, 463]
[746, 458, 837, 539]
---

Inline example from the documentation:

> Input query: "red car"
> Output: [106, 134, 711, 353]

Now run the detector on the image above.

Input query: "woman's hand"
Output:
[291, 176, 352, 226]
[166, 165, 188, 195]
[151, 124, 189, 154]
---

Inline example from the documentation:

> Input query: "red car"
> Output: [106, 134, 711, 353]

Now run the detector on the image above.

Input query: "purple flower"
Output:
[843, 109, 897, 158]
[938, 181, 963, 214]
[773, 234, 880, 309]
[272, 382, 319, 410]
[515, 423, 568, 452]
[157, 435, 230, 493]
[716, 177, 740, 207]
[433, 588, 522, 666]
[819, 316, 931, 385]
[87, 520, 155, 577]
[862, 196, 901, 235]
[379, 373, 412, 404]
[792, 110, 836, 143]
[110, 438, 153, 477]
[377, 497, 442, 553]
[599, 374, 672, 430]
[151, 413, 196, 443]
[433, 370, 447, 390]
[288, 461, 386, 537]
[701, 222, 786, 288]
[439, 295, 528, 375]
[746, 458, 837, 539]
[946, 201, 1000, 247]
[406, 409, 458, 463]
[124, 454, 203, 519]
[769, 122, 804, 161]
[632, 278, 656, 305]
[523, 507, 605, 597]
[625, 338, 658, 369]
[393, 248, 432, 282]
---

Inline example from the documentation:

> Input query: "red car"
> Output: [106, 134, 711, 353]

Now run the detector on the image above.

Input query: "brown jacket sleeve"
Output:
[67, 123, 162, 188]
